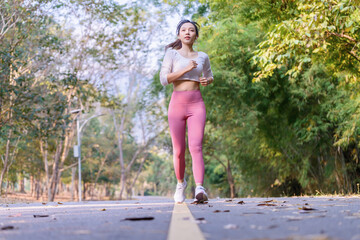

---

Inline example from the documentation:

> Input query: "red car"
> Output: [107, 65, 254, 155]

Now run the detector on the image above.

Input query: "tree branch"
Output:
[327, 31, 357, 42]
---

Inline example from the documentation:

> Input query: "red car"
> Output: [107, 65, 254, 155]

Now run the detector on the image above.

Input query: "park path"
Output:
[0, 196, 359, 240]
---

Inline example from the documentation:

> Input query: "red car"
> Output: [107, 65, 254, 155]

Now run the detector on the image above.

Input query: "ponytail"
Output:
[164, 19, 200, 51]
[165, 39, 182, 50]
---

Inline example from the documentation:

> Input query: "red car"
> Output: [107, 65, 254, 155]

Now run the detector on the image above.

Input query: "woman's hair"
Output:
[165, 19, 200, 50]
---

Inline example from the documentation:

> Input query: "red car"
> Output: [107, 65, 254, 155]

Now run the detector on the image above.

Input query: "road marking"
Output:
[167, 203, 205, 240]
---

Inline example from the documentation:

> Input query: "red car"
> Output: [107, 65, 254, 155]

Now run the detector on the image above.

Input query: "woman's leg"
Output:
[187, 100, 206, 185]
[168, 100, 187, 181]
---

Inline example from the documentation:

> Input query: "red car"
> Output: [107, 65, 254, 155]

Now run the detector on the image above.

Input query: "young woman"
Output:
[159, 19, 214, 203]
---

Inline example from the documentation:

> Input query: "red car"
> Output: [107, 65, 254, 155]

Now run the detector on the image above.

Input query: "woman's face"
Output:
[178, 22, 197, 45]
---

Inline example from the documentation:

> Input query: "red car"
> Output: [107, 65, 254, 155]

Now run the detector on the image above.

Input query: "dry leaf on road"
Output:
[33, 215, 49, 218]
[123, 217, 154, 221]
[1, 226, 14, 230]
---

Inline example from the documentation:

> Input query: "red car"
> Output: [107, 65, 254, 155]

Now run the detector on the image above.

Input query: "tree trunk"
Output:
[128, 154, 148, 197]
[49, 139, 63, 201]
[40, 139, 51, 201]
[36, 178, 41, 200]
[83, 182, 86, 200]
[19, 173, 25, 193]
[51, 126, 75, 201]
[30, 176, 34, 196]
[94, 150, 111, 190]
[0, 130, 12, 196]
[226, 159, 236, 198]
[112, 110, 126, 199]
[214, 156, 237, 198]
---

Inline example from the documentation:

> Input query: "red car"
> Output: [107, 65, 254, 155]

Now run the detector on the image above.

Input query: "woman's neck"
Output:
[179, 43, 194, 53]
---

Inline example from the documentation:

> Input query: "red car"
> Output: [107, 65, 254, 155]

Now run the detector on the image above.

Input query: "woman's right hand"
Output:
[165, 60, 198, 84]
[185, 60, 198, 72]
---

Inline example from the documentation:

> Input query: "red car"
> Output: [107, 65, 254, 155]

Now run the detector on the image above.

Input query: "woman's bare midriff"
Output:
[173, 80, 200, 91]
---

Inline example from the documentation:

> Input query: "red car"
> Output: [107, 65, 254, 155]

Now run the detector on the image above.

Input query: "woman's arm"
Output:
[200, 54, 214, 86]
[160, 49, 198, 86]
[166, 60, 197, 84]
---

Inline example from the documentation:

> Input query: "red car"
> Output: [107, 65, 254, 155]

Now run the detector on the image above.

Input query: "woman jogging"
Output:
[159, 19, 214, 203]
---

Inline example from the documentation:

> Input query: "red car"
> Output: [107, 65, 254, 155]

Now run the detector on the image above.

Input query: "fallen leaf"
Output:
[225, 199, 233, 202]
[1, 226, 14, 230]
[300, 206, 316, 211]
[257, 203, 277, 206]
[57, 202, 63, 205]
[123, 217, 154, 221]
[214, 210, 230, 213]
[101, 209, 106, 211]
[264, 200, 274, 203]
[224, 224, 238, 229]
[8, 213, 22, 217]
[268, 225, 278, 229]
[191, 201, 208, 205]
[33, 215, 49, 218]
[195, 217, 207, 224]
[237, 201, 245, 204]
[42, 202, 46, 205]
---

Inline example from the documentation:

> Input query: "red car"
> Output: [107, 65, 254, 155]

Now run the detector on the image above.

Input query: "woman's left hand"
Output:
[199, 77, 213, 86]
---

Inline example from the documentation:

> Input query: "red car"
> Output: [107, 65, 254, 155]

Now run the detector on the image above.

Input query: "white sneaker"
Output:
[174, 180, 187, 203]
[195, 186, 208, 203]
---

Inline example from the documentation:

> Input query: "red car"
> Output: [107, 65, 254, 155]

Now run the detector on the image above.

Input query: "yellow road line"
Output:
[167, 203, 205, 240]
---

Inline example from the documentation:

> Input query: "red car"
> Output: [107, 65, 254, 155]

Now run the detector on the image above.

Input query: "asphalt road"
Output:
[0, 196, 359, 240]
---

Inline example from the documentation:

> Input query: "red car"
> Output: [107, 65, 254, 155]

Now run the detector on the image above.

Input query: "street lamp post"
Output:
[71, 109, 104, 202]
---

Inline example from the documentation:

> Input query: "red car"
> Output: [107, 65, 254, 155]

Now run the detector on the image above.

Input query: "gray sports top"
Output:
[159, 48, 213, 86]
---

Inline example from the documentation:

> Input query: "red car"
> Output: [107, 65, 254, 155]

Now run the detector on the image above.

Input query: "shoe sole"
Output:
[195, 192, 208, 203]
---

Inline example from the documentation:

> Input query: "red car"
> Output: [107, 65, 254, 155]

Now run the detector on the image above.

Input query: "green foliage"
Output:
[151, 0, 360, 197]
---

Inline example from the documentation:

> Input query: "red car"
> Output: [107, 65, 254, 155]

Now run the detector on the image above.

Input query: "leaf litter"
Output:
[257, 199, 277, 206]
[1, 226, 14, 231]
[123, 217, 154, 221]
[33, 215, 49, 218]
[191, 201, 208, 205]
[213, 210, 230, 213]
[195, 217, 207, 224]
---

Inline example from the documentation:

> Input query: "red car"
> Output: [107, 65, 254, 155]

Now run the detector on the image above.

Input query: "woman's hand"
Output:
[185, 60, 198, 72]
[199, 77, 213, 86]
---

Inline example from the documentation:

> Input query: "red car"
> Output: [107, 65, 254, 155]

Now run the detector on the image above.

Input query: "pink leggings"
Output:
[168, 90, 206, 184]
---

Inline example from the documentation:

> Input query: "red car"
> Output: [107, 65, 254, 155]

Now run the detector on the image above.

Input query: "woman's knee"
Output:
[189, 145, 202, 155]
[173, 147, 186, 159]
